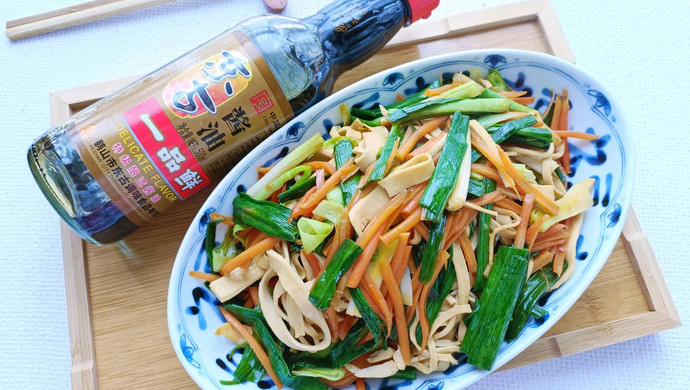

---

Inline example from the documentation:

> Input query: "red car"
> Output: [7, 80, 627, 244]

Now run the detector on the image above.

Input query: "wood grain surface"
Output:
[52, 1, 679, 388]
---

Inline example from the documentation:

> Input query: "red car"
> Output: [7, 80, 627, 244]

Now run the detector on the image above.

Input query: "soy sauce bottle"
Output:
[28, 0, 439, 245]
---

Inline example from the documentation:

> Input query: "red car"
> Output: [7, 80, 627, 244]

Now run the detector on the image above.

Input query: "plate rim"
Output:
[167, 48, 634, 390]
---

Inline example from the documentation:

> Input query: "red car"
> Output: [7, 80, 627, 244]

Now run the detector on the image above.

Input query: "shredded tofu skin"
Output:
[191, 69, 600, 385]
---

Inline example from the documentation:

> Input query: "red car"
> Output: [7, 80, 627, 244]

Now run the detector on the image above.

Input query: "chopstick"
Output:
[5, 0, 177, 41]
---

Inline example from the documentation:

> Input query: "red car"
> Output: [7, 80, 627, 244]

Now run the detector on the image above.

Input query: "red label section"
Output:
[123, 98, 210, 199]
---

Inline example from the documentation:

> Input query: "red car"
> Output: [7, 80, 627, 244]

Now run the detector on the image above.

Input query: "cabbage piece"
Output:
[298, 218, 334, 254]
[367, 239, 397, 287]
[532, 178, 595, 231]
[313, 200, 344, 225]
[247, 133, 324, 199]
[326, 186, 344, 205]
[400, 266, 413, 306]
[292, 367, 345, 381]
[513, 163, 537, 183]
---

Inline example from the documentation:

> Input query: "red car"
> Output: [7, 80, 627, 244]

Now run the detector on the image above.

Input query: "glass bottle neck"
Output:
[305, 0, 411, 72]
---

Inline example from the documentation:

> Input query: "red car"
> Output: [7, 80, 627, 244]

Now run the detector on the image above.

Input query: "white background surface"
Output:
[1, 0, 688, 389]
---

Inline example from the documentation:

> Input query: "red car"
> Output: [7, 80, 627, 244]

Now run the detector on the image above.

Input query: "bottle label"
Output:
[70, 30, 293, 226]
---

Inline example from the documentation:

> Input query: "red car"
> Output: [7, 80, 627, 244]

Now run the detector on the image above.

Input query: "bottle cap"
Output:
[407, 0, 440, 23]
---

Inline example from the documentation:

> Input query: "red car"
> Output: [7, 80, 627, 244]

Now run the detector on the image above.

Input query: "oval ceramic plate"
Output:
[168, 49, 633, 389]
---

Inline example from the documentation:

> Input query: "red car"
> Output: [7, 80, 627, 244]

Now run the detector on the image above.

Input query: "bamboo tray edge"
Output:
[52, 1, 679, 388]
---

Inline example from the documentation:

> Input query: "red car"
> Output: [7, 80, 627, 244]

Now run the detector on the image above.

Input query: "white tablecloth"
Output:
[1, 0, 688, 388]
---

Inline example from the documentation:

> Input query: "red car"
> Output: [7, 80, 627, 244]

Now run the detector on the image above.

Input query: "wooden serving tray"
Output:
[52, 0, 679, 388]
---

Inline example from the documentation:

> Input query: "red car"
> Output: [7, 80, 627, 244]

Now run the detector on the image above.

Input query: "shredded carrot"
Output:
[302, 249, 321, 279]
[514, 194, 535, 249]
[414, 221, 429, 240]
[419, 251, 450, 351]
[448, 207, 464, 228]
[400, 183, 427, 215]
[552, 245, 566, 276]
[526, 215, 549, 252]
[361, 273, 392, 336]
[469, 121, 516, 188]
[408, 132, 444, 159]
[456, 208, 479, 232]
[443, 208, 479, 251]
[358, 283, 386, 322]
[256, 165, 273, 174]
[188, 270, 221, 283]
[534, 233, 568, 249]
[552, 130, 599, 141]
[417, 291, 432, 350]
[470, 163, 502, 182]
[346, 224, 386, 288]
[395, 245, 413, 284]
[441, 210, 463, 249]
[339, 315, 357, 340]
[349, 353, 374, 368]
[511, 96, 535, 105]
[303, 160, 336, 175]
[292, 159, 356, 218]
[469, 190, 505, 207]
[424, 83, 455, 96]
[498, 148, 560, 215]
[532, 236, 568, 253]
[355, 378, 367, 390]
[243, 295, 254, 308]
[494, 198, 522, 214]
[381, 208, 421, 245]
[388, 233, 410, 282]
[498, 186, 522, 200]
[552, 219, 571, 275]
[531, 250, 554, 273]
[220, 236, 279, 275]
[289, 185, 317, 219]
[247, 286, 259, 306]
[396, 116, 448, 159]
[379, 257, 411, 365]
[498, 90, 528, 98]
[356, 332, 374, 347]
[458, 232, 477, 287]
[406, 250, 417, 276]
[537, 223, 568, 240]
[209, 211, 234, 226]
[219, 307, 283, 389]
[325, 306, 339, 339]
[245, 228, 263, 247]
[357, 190, 408, 247]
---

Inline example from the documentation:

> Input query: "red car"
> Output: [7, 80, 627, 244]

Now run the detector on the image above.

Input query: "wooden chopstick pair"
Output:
[6, 0, 287, 41]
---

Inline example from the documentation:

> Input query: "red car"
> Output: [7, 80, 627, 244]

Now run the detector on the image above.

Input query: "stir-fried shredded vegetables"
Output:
[189, 68, 598, 387]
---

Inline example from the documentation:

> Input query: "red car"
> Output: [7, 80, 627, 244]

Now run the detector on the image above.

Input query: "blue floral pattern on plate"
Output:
[167, 49, 633, 390]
